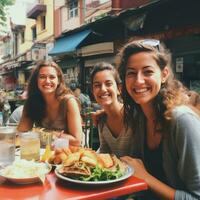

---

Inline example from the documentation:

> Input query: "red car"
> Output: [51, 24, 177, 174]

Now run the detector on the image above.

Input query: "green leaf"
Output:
[0, 0, 15, 25]
[79, 165, 123, 182]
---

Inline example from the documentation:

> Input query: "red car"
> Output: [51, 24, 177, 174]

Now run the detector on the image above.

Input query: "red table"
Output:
[0, 173, 148, 200]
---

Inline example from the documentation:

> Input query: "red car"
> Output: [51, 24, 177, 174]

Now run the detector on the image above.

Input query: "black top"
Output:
[144, 139, 167, 183]
[143, 139, 168, 200]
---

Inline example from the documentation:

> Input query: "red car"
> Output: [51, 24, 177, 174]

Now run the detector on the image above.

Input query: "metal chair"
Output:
[82, 112, 94, 148]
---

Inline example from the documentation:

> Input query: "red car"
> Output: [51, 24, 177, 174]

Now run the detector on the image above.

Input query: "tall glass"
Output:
[0, 126, 16, 167]
[20, 132, 40, 161]
[40, 131, 53, 148]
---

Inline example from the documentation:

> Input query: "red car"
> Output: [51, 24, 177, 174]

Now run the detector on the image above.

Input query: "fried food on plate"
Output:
[57, 147, 127, 180]
[48, 147, 72, 165]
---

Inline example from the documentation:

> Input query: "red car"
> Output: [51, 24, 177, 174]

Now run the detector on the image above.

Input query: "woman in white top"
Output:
[18, 60, 83, 146]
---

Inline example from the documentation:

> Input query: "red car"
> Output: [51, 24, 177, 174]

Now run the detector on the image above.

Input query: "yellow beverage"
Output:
[20, 132, 40, 161]
[41, 144, 52, 162]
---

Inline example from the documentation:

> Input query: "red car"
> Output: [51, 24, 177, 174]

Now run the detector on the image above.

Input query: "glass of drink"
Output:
[0, 126, 16, 167]
[53, 138, 69, 149]
[40, 131, 53, 148]
[20, 132, 40, 161]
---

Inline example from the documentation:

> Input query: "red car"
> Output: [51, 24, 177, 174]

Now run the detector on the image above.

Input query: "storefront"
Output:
[84, 55, 115, 96]
[48, 29, 94, 89]
[166, 34, 200, 92]
[78, 42, 115, 96]
[1, 72, 17, 91]
[56, 56, 80, 86]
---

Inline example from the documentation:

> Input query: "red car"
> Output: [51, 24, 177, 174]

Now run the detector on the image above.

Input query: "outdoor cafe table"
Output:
[0, 172, 148, 200]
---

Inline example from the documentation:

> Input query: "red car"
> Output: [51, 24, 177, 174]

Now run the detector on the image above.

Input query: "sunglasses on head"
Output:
[140, 39, 160, 50]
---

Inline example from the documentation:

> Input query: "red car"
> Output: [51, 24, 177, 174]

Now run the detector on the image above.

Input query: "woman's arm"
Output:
[17, 107, 33, 132]
[64, 97, 83, 146]
[121, 156, 175, 200]
[172, 111, 200, 199]
[121, 109, 200, 200]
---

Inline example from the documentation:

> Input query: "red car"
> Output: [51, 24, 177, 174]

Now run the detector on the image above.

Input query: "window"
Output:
[41, 15, 46, 30]
[68, 0, 78, 19]
[21, 31, 25, 44]
[32, 26, 36, 41]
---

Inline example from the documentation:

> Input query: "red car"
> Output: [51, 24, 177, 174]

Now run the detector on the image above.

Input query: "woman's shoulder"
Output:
[62, 94, 77, 104]
[64, 94, 75, 100]
[62, 94, 81, 110]
[170, 105, 200, 133]
[171, 105, 199, 119]
[97, 113, 107, 129]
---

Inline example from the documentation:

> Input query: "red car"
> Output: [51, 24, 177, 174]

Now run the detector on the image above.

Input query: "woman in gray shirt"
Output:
[91, 62, 134, 157]
[118, 39, 200, 200]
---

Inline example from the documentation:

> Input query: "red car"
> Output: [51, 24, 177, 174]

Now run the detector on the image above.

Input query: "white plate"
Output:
[0, 175, 41, 184]
[0, 163, 51, 184]
[55, 165, 134, 185]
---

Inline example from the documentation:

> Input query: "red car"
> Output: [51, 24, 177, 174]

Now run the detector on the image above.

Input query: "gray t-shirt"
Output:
[133, 105, 200, 200]
[98, 115, 134, 157]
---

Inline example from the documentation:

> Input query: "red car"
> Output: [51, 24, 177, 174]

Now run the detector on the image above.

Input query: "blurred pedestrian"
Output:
[70, 82, 91, 111]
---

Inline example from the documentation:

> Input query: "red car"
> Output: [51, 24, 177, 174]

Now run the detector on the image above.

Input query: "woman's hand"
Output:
[53, 130, 80, 146]
[121, 156, 176, 199]
[121, 156, 149, 181]
[91, 109, 105, 126]
[53, 130, 65, 138]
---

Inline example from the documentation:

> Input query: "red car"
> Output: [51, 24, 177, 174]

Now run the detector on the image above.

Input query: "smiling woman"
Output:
[90, 62, 135, 157]
[118, 39, 200, 200]
[17, 60, 83, 147]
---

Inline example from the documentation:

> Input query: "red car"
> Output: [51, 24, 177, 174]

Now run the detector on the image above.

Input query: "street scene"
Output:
[0, 0, 200, 199]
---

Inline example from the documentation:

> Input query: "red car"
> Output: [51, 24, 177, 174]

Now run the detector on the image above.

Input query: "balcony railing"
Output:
[27, 1, 46, 19]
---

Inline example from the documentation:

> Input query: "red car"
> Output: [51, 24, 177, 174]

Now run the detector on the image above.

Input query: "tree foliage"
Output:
[0, 0, 15, 26]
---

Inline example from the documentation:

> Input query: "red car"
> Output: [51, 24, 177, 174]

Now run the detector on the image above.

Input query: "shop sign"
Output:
[31, 42, 46, 60]
[64, 66, 79, 84]
[78, 42, 114, 57]
[85, 56, 114, 67]
[176, 57, 183, 73]
[32, 48, 46, 60]
[3, 62, 19, 70]
[33, 43, 46, 49]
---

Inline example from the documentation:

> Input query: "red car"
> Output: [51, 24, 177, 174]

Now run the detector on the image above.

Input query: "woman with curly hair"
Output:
[18, 60, 83, 146]
[118, 39, 200, 200]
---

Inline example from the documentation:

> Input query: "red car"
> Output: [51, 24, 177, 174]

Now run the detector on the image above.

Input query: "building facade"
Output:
[1, 0, 200, 96]
[0, 0, 54, 92]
